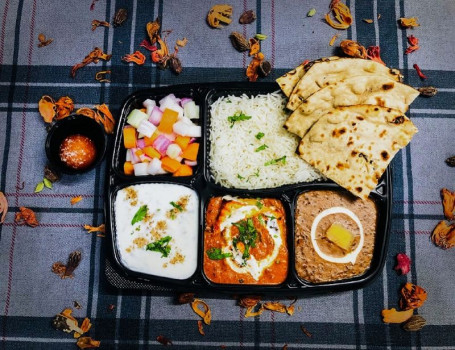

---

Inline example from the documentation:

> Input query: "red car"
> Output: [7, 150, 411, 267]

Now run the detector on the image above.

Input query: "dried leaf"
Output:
[207, 4, 233, 28]
[91, 20, 110, 31]
[239, 295, 261, 308]
[197, 320, 205, 335]
[122, 51, 146, 65]
[95, 70, 111, 83]
[71, 196, 83, 205]
[52, 250, 82, 279]
[399, 17, 420, 28]
[244, 304, 264, 317]
[169, 56, 183, 75]
[394, 253, 411, 275]
[258, 60, 272, 77]
[381, 308, 414, 323]
[249, 38, 260, 56]
[43, 178, 53, 189]
[71, 47, 112, 78]
[413, 64, 427, 79]
[74, 301, 82, 309]
[76, 337, 100, 349]
[402, 315, 426, 332]
[417, 86, 438, 97]
[255, 33, 267, 41]
[0, 191, 8, 224]
[431, 220, 455, 250]
[15, 207, 39, 227]
[441, 188, 455, 220]
[325, 0, 353, 30]
[146, 17, 161, 44]
[191, 299, 212, 325]
[113, 8, 128, 27]
[399, 283, 427, 310]
[239, 10, 256, 24]
[263, 302, 287, 313]
[84, 224, 105, 234]
[38, 95, 56, 123]
[38, 33, 53, 47]
[52, 308, 84, 335]
[340, 40, 367, 58]
[157, 335, 173, 346]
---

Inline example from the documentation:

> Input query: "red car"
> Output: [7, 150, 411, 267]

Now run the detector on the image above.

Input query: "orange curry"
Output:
[203, 197, 288, 285]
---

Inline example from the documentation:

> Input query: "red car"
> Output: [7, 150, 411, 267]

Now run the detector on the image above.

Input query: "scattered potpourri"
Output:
[367, 46, 386, 65]
[122, 51, 146, 65]
[71, 47, 112, 78]
[156, 335, 173, 346]
[76, 337, 101, 349]
[91, 19, 110, 31]
[207, 4, 233, 28]
[238, 295, 296, 318]
[402, 315, 427, 332]
[35, 177, 53, 193]
[413, 64, 427, 79]
[405, 35, 420, 54]
[52, 308, 92, 338]
[37, 33, 53, 47]
[300, 325, 312, 338]
[90, 0, 99, 11]
[400, 283, 427, 310]
[95, 70, 111, 83]
[382, 308, 414, 323]
[363, 18, 374, 24]
[113, 8, 128, 27]
[15, 207, 39, 227]
[38, 95, 74, 123]
[74, 301, 82, 309]
[445, 155, 455, 167]
[177, 292, 195, 304]
[239, 9, 256, 24]
[52, 250, 82, 279]
[191, 299, 212, 325]
[440, 188, 454, 220]
[0, 191, 7, 224]
[394, 253, 411, 275]
[418, 86, 437, 97]
[340, 40, 367, 58]
[84, 224, 106, 237]
[71, 196, 83, 205]
[197, 320, 205, 336]
[325, 0, 353, 30]
[329, 33, 339, 46]
[431, 188, 455, 249]
[399, 17, 420, 28]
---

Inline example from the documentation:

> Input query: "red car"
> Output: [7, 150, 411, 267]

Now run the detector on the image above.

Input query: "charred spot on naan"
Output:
[375, 97, 386, 107]
[381, 151, 390, 161]
[390, 115, 405, 124]
[382, 82, 395, 90]
[332, 127, 347, 137]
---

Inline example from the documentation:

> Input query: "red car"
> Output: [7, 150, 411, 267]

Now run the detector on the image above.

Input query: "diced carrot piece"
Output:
[124, 161, 134, 175]
[140, 108, 147, 113]
[182, 143, 199, 161]
[144, 130, 160, 146]
[158, 109, 179, 134]
[143, 146, 161, 159]
[175, 136, 191, 150]
[123, 127, 137, 149]
[135, 149, 143, 157]
[161, 156, 182, 173]
[173, 164, 193, 177]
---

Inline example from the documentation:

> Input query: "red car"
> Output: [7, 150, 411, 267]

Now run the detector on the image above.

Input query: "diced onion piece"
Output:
[143, 99, 157, 116]
[166, 143, 182, 159]
[161, 132, 176, 141]
[183, 101, 200, 119]
[184, 160, 197, 166]
[137, 132, 145, 139]
[173, 121, 202, 137]
[126, 149, 132, 162]
[127, 109, 148, 128]
[180, 97, 193, 107]
[129, 149, 140, 164]
[149, 106, 163, 126]
[136, 138, 146, 149]
[152, 134, 172, 155]
[137, 120, 157, 138]
[133, 162, 148, 176]
[147, 158, 167, 175]
[175, 156, 183, 162]
[139, 154, 152, 162]
[159, 94, 180, 106]
[160, 99, 183, 118]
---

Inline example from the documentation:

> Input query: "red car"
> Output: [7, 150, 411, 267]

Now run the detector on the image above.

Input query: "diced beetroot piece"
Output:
[149, 106, 163, 126]
[152, 134, 172, 156]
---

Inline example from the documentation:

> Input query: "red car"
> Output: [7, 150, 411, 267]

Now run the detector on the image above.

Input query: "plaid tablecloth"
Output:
[1, 0, 454, 349]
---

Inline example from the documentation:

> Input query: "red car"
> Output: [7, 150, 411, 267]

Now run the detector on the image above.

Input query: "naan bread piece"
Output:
[276, 57, 339, 97]
[298, 105, 418, 199]
[285, 75, 420, 138]
[287, 58, 403, 111]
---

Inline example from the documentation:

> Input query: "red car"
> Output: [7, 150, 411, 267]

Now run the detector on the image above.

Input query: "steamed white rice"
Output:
[209, 92, 323, 189]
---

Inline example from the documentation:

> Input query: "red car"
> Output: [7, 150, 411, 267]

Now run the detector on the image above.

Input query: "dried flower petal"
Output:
[402, 315, 426, 331]
[176, 37, 188, 47]
[178, 293, 195, 304]
[0, 191, 8, 224]
[246, 54, 263, 82]
[382, 308, 414, 323]
[249, 38, 260, 56]
[91, 20, 110, 31]
[418, 86, 437, 97]
[197, 320, 205, 335]
[441, 188, 455, 220]
[445, 155, 455, 167]
[71, 47, 112, 78]
[122, 51, 146, 65]
[340, 40, 367, 58]
[55, 96, 74, 120]
[37, 33, 53, 48]
[413, 64, 427, 79]
[300, 325, 312, 338]
[52, 250, 82, 279]
[77, 337, 100, 349]
[325, 0, 353, 30]
[239, 10, 256, 24]
[140, 39, 157, 52]
[15, 207, 38, 227]
[239, 295, 262, 308]
[244, 304, 264, 317]
[146, 17, 161, 44]
[431, 220, 455, 250]
[71, 196, 83, 205]
[263, 302, 288, 313]
[399, 17, 420, 28]
[191, 299, 212, 325]
[363, 19, 373, 24]
[394, 253, 411, 275]
[399, 282, 427, 310]
[157, 335, 173, 346]
[95, 70, 111, 83]
[52, 308, 84, 335]
[113, 8, 128, 27]
[38, 95, 56, 123]
[329, 33, 339, 46]
[207, 4, 233, 29]
[84, 224, 105, 234]
[405, 45, 420, 54]
[367, 46, 386, 65]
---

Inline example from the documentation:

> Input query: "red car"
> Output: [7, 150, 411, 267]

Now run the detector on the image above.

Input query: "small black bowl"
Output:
[45, 114, 107, 175]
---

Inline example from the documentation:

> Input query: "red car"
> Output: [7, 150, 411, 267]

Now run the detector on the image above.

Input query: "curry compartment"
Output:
[105, 82, 392, 294]
[111, 85, 205, 182]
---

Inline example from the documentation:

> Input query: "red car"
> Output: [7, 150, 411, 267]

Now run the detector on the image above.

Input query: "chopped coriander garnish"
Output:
[255, 132, 265, 140]
[255, 144, 268, 152]
[227, 112, 252, 128]
[237, 174, 245, 180]
[264, 156, 287, 166]
[258, 215, 265, 226]
[232, 218, 258, 260]
[146, 236, 172, 257]
[131, 205, 147, 225]
[170, 201, 183, 212]
[206, 247, 233, 260]
[256, 200, 263, 209]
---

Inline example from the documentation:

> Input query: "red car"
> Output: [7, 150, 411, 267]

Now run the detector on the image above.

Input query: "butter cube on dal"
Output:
[326, 223, 354, 251]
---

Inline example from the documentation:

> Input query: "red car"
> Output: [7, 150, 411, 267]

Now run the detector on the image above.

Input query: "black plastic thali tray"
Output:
[105, 82, 392, 294]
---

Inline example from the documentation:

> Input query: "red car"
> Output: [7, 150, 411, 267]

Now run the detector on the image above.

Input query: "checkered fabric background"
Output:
[0, 0, 454, 349]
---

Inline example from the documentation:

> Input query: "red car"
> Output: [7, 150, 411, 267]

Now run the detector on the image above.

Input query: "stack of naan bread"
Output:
[277, 57, 419, 200]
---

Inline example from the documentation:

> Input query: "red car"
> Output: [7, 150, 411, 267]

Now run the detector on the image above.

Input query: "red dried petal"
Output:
[394, 253, 411, 275]
[407, 35, 419, 46]
[413, 63, 427, 79]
